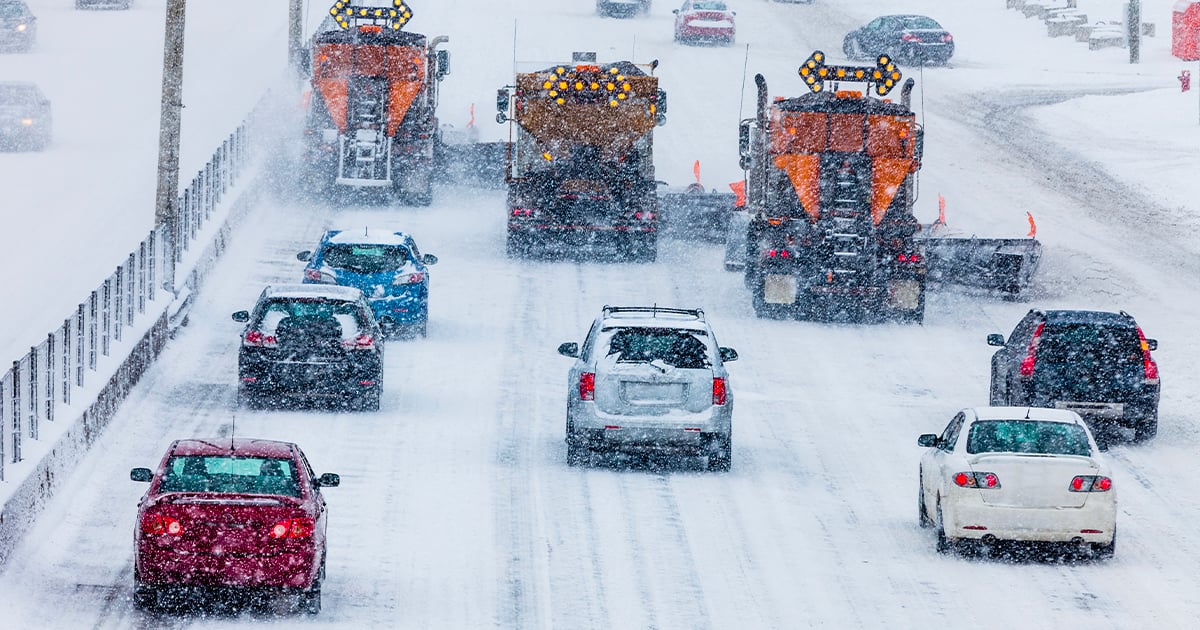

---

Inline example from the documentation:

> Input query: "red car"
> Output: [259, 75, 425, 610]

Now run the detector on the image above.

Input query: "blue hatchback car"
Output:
[297, 229, 437, 337]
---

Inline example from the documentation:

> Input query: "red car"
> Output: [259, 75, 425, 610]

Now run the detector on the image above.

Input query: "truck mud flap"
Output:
[763, 274, 798, 304]
[920, 237, 1043, 296]
[886, 279, 922, 310]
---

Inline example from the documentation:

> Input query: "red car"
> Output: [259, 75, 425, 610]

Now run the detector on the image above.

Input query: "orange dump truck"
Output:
[303, 3, 448, 204]
[496, 52, 666, 260]
[733, 51, 927, 321]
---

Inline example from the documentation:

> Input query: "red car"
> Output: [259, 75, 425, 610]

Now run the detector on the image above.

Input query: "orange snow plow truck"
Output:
[496, 52, 667, 261]
[302, 1, 449, 204]
[731, 51, 928, 322]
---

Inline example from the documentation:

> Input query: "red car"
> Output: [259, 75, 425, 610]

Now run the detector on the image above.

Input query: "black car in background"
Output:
[0, 0, 35, 52]
[0, 81, 51, 151]
[233, 284, 384, 411]
[987, 309, 1161, 442]
[842, 15, 955, 66]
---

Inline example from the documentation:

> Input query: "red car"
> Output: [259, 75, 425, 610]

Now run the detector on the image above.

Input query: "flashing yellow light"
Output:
[331, 0, 412, 30]
[556, 67, 566, 75]
[543, 152, 553, 161]
[610, 67, 619, 74]
[556, 98, 565, 104]
[799, 67, 810, 77]
[622, 82, 631, 91]
[617, 92, 627, 100]
[606, 82, 615, 91]
[609, 100, 619, 107]
[650, 104, 656, 113]
[590, 82, 599, 89]
[549, 90, 558, 97]
[543, 81, 553, 89]
[558, 81, 568, 90]
[575, 81, 584, 90]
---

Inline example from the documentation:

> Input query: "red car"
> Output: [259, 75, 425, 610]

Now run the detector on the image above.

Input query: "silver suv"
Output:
[557, 306, 738, 471]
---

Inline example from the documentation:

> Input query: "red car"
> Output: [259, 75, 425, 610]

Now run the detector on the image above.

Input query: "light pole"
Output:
[288, 0, 304, 76]
[154, 0, 186, 295]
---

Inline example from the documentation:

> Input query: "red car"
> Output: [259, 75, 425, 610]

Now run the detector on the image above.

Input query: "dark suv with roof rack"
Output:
[987, 309, 1160, 442]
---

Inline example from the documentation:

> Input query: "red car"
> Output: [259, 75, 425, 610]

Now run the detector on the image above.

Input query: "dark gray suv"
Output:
[987, 309, 1160, 442]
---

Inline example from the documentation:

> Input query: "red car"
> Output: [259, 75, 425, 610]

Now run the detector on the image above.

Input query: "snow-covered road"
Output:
[2, 0, 1200, 627]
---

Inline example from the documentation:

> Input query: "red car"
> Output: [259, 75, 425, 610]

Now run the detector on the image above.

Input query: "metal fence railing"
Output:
[0, 105, 260, 482]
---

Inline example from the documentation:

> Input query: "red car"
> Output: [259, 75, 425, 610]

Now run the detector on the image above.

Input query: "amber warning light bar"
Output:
[797, 50, 903, 97]
[329, 0, 413, 30]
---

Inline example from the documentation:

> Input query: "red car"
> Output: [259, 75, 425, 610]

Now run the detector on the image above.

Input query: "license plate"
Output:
[763, 275, 797, 304]
[623, 382, 685, 404]
[887, 279, 921, 309]
[1055, 401, 1124, 418]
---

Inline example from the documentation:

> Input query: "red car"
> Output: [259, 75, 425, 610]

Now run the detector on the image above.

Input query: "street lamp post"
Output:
[154, 0, 185, 295]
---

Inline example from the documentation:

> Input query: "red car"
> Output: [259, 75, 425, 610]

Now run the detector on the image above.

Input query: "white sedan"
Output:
[917, 407, 1116, 558]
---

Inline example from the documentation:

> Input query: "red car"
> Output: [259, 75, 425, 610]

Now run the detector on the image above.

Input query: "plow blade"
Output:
[658, 190, 738, 242]
[920, 236, 1043, 296]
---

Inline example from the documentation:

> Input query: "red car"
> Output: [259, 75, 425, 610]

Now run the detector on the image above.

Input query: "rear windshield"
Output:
[0, 85, 37, 106]
[255, 298, 366, 338]
[601, 327, 712, 369]
[159, 456, 301, 497]
[692, 2, 728, 10]
[1038, 324, 1142, 367]
[966, 420, 1092, 456]
[0, 5, 28, 19]
[322, 243, 411, 274]
[901, 16, 942, 30]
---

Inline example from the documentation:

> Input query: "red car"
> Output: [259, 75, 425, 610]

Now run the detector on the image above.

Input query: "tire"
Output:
[846, 36, 865, 61]
[505, 230, 526, 259]
[133, 584, 158, 610]
[566, 420, 587, 466]
[935, 501, 953, 554]
[1093, 530, 1116, 560]
[300, 588, 321, 615]
[842, 37, 856, 59]
[237, 386, 258, 410]
[988, 369, 1006, 406]
[918, 478, 932, 528]
[706, 436, 732, 472]
[352, 387, 381, 412]
[1133, 414, 1158, 443]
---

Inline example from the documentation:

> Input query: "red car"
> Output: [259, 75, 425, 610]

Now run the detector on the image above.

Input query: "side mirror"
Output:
[299, 48, 312, 75]
[917, 434, 938, 448]
[738, 120, 751, 160]
[914, 127, 925, 162]
[557, 342, 579, 358]
[672, 8, 678, 13]
[436, 49, 450, 79]
[422, 253, 438, 265]
[719, 347, 738, 362]
[316, 472, 341, 488]
[232, 311, 250, 323]
[297, 250, 312, 261]
[655, 88, 668, 126]
[1146, 338, 1158, 351]
[130, 467, 153, 482]
[986, 333, 1005, 347]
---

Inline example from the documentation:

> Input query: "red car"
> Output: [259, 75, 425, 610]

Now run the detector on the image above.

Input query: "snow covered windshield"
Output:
[322, 244, 411, 274]
[901, 16, 942, 30]
[966, 420, 1092, 456]
[0, 5, 28, 18]
[602, 327, 712, 369]
[0, 85, 37, 107]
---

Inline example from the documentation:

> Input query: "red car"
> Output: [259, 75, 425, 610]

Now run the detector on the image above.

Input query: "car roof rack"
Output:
[600, 305, 705, 321]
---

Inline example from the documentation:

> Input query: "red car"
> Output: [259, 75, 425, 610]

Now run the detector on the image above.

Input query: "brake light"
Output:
[953, 471, 1000, 488]
[244, 329, 278, 348]
[1136, 327, 1159, 384]
[896, 253, 922, 263]
[343, 334, 375, 350]
[141, 513, 184, 536]
[1070, 475, 1113, 492]
[394, 271, 425, 285]
[511, 208, 536, 217]
[712, 377, 727, 405]
[578, 372, 595, 401]
[269, 517, 316, 539]
[901, 33, 923, 43]
[942, 33, 954, 42]
[765, 249, 790, 258]
[304, 268, 322, 282]
[1019, 322, 1045, 377]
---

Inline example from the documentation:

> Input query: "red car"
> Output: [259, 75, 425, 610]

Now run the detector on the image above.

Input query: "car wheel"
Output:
[988, 369, 1006, 406]
[706, 436, 732, 472]
[133, 583, 159, 610]
[1133, 414, 1158, 443]
[847, 36, 865, 60]
[935, 500, 953, 554]
[505, 229, 527, 259]
[918, 476, 932, 528]
[1093, 530, 1116, 560]
[353, 387, 381, 412]
[237, 386, 259, 410]
[566, 418, 587, 467]
[842, 36, 856, 59]
[300, 587, 322, 615]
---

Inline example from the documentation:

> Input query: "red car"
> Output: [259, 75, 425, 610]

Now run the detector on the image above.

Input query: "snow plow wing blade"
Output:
[920, 236, 1043, 296]
[659, 190, 739, 242]
[437, 138, 508, 188]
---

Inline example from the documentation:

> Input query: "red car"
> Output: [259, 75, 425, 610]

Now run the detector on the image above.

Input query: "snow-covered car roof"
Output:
[325, 229, 410, 247]
[168, 437, 296, 458]
[970, 406, 1086, 424]
[599, 307, 710, 332]
[262, 283, 363, 301]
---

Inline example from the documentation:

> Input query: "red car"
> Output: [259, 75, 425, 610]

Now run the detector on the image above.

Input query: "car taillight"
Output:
[304, 268, 322, 282]
[942, 33, 954, 42]
[578, 372, 595, 401]
[1070, 475, 1113, 492]
[953, 471, 1000, 488]
[269, 517, 316, 539]
[1136, 326, 1159, 384]
[343, 334, 375, 350]
[1019, 322, 1045, 377]
[244, 329, 278, 348]
[141, 513, 184, 536]
[901, 33, 923, 42]
[896, 253, 922, 263]
[394, 271, 425, 285]
[765, 249, 790, 258]
[511, 207, 536, 217]
[633, 211, 657, 221]
[712, 377, 727, 405]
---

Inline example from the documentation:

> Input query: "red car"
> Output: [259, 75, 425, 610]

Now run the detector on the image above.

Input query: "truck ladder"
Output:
[336, 78, 393, 187]
[823, 160, 873, 283]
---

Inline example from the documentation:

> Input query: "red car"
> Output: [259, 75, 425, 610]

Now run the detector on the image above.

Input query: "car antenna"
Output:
[230, 406, 237, 453]
[1025, 407, 1032, 419]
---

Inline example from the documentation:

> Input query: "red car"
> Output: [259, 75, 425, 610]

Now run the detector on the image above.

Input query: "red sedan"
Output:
[673, 0, 736, 45]
[130, 438, 340, 614]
